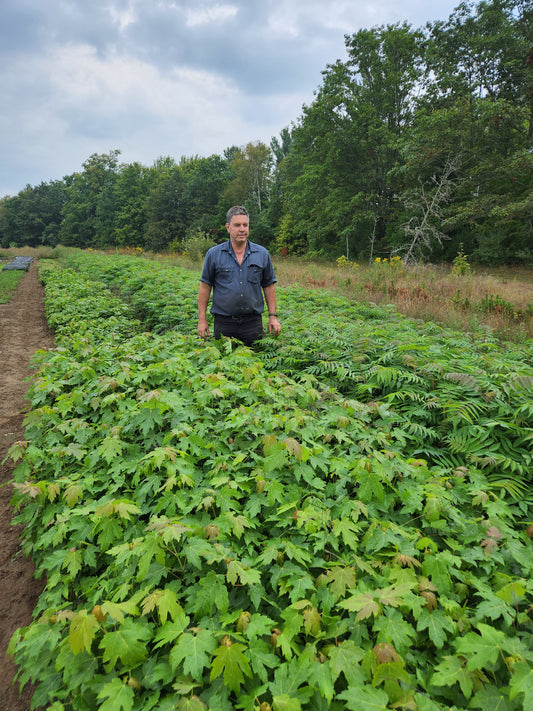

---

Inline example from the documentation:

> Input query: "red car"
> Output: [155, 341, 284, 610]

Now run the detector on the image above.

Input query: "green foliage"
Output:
[0, 180, 67, 248]
[478, 293, 517, 318]
[7, 253, 533, 710]
[451, 244, 471, 276]
[180, 229, 216, 261]
[0, 269, 24, 302]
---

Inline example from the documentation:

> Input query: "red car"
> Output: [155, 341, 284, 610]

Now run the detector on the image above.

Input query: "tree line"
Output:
[1, 0, 531, 265]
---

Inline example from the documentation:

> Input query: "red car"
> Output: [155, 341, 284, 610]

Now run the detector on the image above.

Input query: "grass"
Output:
[270, 257, 533, 343]
[0, 269, 25, 303]
[0, 245, 64, 261]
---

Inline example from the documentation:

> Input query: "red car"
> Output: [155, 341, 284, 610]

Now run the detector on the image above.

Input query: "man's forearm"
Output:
[198, 282, 211, 318]
[198, 282, 212, 338]
[264, 283, 281, 335]
[264, 283, 277, 314]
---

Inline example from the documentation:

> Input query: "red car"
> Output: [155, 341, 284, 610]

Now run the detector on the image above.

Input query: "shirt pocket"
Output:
[216, 267, 232, 284]
[247, 264, 262, 284]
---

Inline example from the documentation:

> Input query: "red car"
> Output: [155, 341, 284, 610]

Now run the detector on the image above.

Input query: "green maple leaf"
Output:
[302, 605, 321, 636]
[68, 610, 99, 654]
[373, 660, 411, 688]
[272, 694, 302, 711]
[374, 609, 416, 652]
[64, 483, 83, 506]
[153, 616, 190, 648]
[97, 677, 134, 711]
[135, 404, 164, 435]
[476, 594, 515, 626]
[340, 584, 412, 620]
[470, 685, 512, 711]
[113, 500, 140, 519]
[142, 587, 182, 624]
[98, 436, 124, 463]
[416, 608, 455, 649]
[155, 587, 182, 624]
[510, 662, 533, 709]
[455, 623, 506, 670]
[224, 511, 251, 539]
[337, 684, 389, 710]
[62, 442, 86, 460]
[155, 521, 193, 545]
[176, 697, 207, 711]
[324, 566, 357, 599]
[357, 468, 384, 502]
[431, 655, 474, 699]
[63, 547, 83, 578]
[210, 640, 252, 693]
[101, 598, 139, 624]
[141, 446, 178, 468]
[331, 518, 359, 551]
[187, 571, 229, 617]
[96, 517, 123, 549]
[263, 444, 287, 472]
[308, 659, 334, 702]
[284, 572, 315, 603]
[99, 619, 151, 671]
[421, 554, 452, 595]
[170, 628, 217, 680]
[327, 640, 366, 685]
[137, 534, 165, 581]
[270, 655, 314, 700]
[248, 638, 279, 682]
[184, 536, 221, 569]
[244, 613, 276, 640]
[340, 591, 380, 620]
[377, 582, 414, 607]
[226, 559, 262, 587]
[496, 580, 527, 603]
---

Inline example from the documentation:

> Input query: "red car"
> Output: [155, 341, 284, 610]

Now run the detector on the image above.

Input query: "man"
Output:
[197, 206, 281, 346]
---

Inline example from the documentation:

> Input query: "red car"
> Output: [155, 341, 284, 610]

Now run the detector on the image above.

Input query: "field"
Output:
[0, 269, 26, 303]
[2, 250, 533, 710]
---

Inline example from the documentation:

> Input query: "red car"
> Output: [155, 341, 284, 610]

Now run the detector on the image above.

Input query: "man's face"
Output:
[226, 214, 249, 245]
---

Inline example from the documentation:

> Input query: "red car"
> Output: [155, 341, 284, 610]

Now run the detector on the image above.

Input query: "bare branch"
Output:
[397, 155, 460, 264]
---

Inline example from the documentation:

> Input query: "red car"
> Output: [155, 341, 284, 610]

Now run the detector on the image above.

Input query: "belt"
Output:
[215, 313, 259, 321]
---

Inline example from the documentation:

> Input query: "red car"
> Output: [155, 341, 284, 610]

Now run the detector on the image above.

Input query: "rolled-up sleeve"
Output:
[200, 249, 215, 285]
[261, 253, 277, 287]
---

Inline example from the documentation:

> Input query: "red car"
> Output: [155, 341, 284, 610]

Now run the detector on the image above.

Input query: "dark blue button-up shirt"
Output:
[200, 240, 277, 316]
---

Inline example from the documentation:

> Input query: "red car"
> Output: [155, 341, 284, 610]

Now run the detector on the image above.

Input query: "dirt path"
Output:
[0, 264, 55, 710]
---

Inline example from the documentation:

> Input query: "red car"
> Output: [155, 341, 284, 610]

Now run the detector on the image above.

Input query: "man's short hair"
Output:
[226, 205, 248, 224]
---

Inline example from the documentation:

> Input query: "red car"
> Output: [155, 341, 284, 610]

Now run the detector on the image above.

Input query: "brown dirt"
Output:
[0, 264, 55, 710]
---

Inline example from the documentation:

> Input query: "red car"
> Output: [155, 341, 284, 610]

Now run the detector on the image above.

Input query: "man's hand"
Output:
[268, 315, 281, 336]
[198, 317, 210, 339]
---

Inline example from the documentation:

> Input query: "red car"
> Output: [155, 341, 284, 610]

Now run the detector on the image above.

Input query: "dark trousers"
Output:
[214, 314, 263, 346]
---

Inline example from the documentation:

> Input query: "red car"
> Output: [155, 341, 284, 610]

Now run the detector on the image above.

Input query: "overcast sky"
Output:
[1, 0, 463, 198]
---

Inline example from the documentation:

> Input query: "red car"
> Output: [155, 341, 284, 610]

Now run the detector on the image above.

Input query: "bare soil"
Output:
[0, 264, 55, 710]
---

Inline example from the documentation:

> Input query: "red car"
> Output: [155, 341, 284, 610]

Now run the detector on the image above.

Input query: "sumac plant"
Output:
[7, 257, 533, 710]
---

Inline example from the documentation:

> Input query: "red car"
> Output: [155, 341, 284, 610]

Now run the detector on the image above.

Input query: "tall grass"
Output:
[271, 257, 533, 343]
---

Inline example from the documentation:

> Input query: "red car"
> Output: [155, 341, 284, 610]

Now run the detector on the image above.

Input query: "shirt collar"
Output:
[225, 239, 254, 257]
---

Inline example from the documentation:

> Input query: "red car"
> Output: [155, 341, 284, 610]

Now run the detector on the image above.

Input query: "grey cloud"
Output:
[0, 0, 462, 196]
